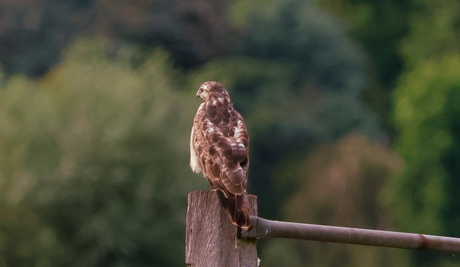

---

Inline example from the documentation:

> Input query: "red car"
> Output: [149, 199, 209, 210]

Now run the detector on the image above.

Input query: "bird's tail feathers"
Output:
[217, 190, 251, 230]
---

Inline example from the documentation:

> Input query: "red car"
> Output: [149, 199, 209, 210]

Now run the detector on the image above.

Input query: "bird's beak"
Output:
[196, 91, 200, 98]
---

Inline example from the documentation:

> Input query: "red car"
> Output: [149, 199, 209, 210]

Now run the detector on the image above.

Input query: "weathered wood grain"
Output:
[185, 191, 258, 267]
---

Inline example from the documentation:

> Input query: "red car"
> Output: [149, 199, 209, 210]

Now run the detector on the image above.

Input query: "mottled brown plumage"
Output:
[190, 81, 250, 230]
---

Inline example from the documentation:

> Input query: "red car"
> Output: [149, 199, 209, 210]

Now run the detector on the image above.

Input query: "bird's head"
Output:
[196, 81, 230, 101]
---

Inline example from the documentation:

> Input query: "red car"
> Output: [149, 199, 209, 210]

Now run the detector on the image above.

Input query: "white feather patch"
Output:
[190, 126, 202, 173]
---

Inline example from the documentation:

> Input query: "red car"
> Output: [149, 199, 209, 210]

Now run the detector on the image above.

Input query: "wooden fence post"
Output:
[185, 191, 258, 267]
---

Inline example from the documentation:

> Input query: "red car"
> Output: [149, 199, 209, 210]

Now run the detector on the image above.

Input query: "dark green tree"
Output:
[315, 0, 414, 133]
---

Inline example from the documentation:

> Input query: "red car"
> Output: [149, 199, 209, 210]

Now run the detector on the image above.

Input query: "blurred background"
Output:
[0, 0, 459, 266]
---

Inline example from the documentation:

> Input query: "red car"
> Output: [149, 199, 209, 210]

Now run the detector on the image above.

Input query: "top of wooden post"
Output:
[185, 191, 258, 267]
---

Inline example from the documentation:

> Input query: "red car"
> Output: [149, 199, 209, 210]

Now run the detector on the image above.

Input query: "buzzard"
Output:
[190, 81, 251, 230]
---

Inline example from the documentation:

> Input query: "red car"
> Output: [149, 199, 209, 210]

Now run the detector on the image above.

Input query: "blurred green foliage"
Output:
[385, 0, 460, 265]
[400, 0, 460, 68]
[315, 0, 412, 86]
[0, 0, 460, 266]
[260, 134, 408, 267]
[389, 55, 460, 266]
[313, 0, 413, 129]
[0, 39, 206, 266]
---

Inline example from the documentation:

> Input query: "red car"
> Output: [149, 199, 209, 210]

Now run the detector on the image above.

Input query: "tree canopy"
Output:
[0, 0, 459, 266]
[0, 40, 205, 266]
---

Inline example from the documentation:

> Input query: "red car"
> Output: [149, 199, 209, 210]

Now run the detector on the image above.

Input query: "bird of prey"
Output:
[190, 81, 250, 230]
